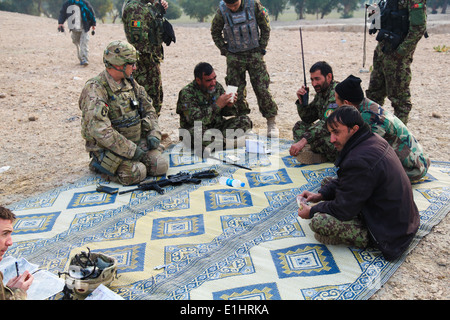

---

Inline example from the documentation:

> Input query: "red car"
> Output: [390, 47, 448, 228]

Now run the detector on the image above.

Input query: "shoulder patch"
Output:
[324, 103, 338, 118]
[261, 7, 269, 24]
[101, 106, 108, 117]
[131, 20, 141, 27]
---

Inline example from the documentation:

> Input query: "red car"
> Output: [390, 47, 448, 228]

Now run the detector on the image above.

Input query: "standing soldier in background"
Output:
[211, 0, 279, 137]
[122, 0, 171, 116]
[58, 0, 96, 66]
[79, 40, 168, 186]
[366, 0, 427, 124]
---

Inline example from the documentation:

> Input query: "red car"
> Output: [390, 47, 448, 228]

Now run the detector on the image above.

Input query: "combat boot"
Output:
[296, 145, 327, 164]
[266, 117, 279, 138]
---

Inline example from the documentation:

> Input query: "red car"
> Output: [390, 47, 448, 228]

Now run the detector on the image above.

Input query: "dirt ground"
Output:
[0, 10, 448, 300]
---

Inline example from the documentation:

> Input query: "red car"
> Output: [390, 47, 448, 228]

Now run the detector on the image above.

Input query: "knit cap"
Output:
[335, 75, 364, 103]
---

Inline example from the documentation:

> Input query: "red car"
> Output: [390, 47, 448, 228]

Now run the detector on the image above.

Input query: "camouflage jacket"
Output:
[79, 70, 160, 159]
[296, 80, 339, 142]
[0, 271, 27, 300]
[379, 0, 427, 56]
[358, 97, 430, 181]
[211, 0, 271, 55]
[176, 80, 227, 132]
[122, 0, 164, 60]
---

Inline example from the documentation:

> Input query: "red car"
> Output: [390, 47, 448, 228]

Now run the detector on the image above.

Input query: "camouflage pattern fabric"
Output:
[176, 80, 252, 148]
[0, 272, 27, 300]
[293, 80, 339, 162]
[211, 0, 277, 119]
[122, 0, 164, 115]
[366, 0, 427, 124]
[310, 213, 369, 249]
[79, 69, 167, 185]
[358, 98, 430, 181]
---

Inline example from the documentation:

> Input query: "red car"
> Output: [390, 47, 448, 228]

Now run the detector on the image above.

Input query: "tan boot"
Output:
[266, 117, 279, 138]
[296, 145, 327, 164]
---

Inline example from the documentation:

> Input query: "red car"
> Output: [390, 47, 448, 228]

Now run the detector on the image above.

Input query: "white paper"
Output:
[245, 139, 270, 154]
[85, 284, 124, 300]
[0, 256, 65, 300]
[226, 85, 238, 103]
[226, 85, 238, 95]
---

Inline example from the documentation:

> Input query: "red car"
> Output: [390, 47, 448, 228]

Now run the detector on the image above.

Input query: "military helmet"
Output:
[103, 40, 138, 68]
[62, 248, 118, 300]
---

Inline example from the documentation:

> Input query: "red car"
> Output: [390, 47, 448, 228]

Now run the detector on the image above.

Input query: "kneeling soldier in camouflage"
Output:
[79, 40, 168, 185]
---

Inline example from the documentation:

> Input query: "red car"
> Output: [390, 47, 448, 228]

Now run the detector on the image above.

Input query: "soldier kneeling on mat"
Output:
[79, 40, 168, 185]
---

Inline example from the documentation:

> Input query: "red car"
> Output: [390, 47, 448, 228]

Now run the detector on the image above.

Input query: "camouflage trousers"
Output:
[134, 51, 163, 116]
[71, 30, 89, 63]
[293, 121, 337, 162]
[89, 144, 168, 186]
[310, 213, 369, 248]
[366, 44, 415, 124]
[225, 52, 278, 119]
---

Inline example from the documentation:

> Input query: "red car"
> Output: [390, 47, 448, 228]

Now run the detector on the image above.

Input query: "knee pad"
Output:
[143, 150, 168, 176]
[117, 161, 147, 186]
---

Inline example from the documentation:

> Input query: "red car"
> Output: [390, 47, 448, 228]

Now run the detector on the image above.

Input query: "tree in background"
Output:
[178, 0, 220, 22]
[261, 0, 289, 21]
[0, 0, 39, 15]
[290, 0, 307, 20]
[337, 0, 360, 18]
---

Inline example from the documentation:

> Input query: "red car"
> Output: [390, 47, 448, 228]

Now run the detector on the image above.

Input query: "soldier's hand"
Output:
[296, 86, 308, 101]
[7, 271, 34, 292]
[132, 146, 146, 161]
[289, 138, 307, 156]
[161, 0, 169, 10]
[300, 190, 323, 203]
[147, 136, 160, 150]
[220, 47, 228, 56]
[298, 204, 311, 219]
[217, 93, 233, 108]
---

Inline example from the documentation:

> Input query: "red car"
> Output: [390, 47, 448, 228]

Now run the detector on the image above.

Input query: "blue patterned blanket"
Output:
[5, 138, 450, 300]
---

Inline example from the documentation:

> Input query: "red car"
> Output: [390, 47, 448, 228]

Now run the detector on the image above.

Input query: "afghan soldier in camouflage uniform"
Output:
[0, 206, 33, 300]
[177, 62, 252, 153]
[290, 61, 339, 163]
[122, 0, 169, 115]
[79, 40, 168, 186]
[211, 0, 279, 137]
[335, 75, 430, 181]
[366, 0, 427, 124]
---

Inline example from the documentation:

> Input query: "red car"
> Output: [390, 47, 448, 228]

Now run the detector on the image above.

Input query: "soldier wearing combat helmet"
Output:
[79, 40, 168, 186]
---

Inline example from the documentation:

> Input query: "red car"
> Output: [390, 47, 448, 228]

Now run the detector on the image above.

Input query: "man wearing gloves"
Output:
[79, 40, 168, 185]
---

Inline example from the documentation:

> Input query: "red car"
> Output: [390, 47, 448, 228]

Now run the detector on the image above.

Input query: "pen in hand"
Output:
[15, 261, 20, 277]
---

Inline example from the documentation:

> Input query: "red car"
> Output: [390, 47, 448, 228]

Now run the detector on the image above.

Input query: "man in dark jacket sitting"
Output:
[298, 106, 419, 261]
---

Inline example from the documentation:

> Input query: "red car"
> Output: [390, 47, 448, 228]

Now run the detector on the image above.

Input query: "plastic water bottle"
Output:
[219, 177, 245, 188]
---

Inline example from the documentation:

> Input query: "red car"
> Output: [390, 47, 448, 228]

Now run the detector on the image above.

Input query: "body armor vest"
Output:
[219, 0, 260, 53]
[92, 74, 143, 144]
[377, 0, 409, 50]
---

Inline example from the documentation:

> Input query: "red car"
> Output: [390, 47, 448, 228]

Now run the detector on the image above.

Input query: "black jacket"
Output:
[58, 0, 96, 33]
[310, 124, 419, 261]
